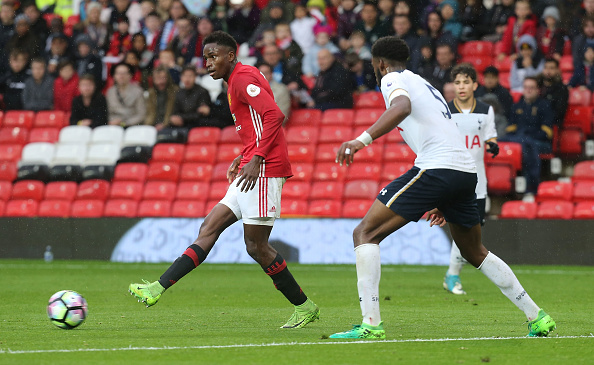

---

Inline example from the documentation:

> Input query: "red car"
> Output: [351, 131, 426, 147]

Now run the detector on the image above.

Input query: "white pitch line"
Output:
[1, 335, 593, 355]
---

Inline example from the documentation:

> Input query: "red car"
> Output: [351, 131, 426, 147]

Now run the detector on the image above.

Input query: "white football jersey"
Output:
[448, 100, 497, 199]
[381, 70, 476, 173]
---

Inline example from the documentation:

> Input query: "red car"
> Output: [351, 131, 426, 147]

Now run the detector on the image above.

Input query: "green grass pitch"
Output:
[1, 260, 592, 364]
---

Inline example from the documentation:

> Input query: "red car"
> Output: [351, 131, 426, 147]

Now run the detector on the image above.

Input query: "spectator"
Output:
[392, 14, 419, 70]
[249, 2, 287, 49]
[377, 0, 393, 27]
[479, 93, 509, 139]
[145, 65, 178, 130]
[70, 75, 108, 128]
[6, 14, 41, 59]
[482, 0, 515, 42]
[123, 51, 146, 87]
[345, 52, 376, 93]
[442, 81, 455, 102]
[73, 2, 109, 55]
[500, 76, 553, 197]
[22, 57, 54, 111]
[0, 50, 29, 110]
[536, 6, 564, 61]
[291, 4, 317, 53]
[140, 0, 156, 24]
[346, 30, 372, 60]
[420, 43, 456, 94]
[255, 29, 277, 58]
[541, 58, 568, 128]
[107, 15, 133, 57]
[258, 62, 291, 124]
[22, 3, 49, 45]
[354, 1, 390, 47]
[194, 17, 215, 76]
[496, 0, 537, 59]
[75, 34, 103, 89]
[46, 33, 72, 77]
[459, 0, 486, 41]
[0, 3, 15, 70]
[308, 49, 354, 110]
[572, 16, 594, 71]
[130, 33, 155, 72]
[476, 66, 514, 120]
[103, 0, 143, 35]
[169, 16, 198, 66]
[393, 0, 419, 33]
[302, 25, 340, 77]
[142, 11, 163, 52]
[157, 49, 181, 84]
[510, 34, 545, 92]
[156, 0, 173, 22]
[439, 0, 462, 39]
[414, 38, 434, 75]
[569, 45, 594, 91]
[208, 0, 229, 32]
[262, 44, 303, 91]
[209, 81, 235, 128]
[275, 22, 304, 76]
[419, 11, 458, 55]
[53, 60, 80, 112]
[259, 0, 293, 25]
[158, 0, 188, 52]
[228, 0, 261, 46]
[170, 66, 212, 129]
[337, 0, 361, 51]
[571, 0, 594, 37]
[306, 0, 326, 25]
[106, 62, 146, 126]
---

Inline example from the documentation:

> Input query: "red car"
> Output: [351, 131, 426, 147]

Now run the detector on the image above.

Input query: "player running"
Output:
[129, 31, 319, 329]
[330, 36, 555, 339]
[443, 63, 499, 295]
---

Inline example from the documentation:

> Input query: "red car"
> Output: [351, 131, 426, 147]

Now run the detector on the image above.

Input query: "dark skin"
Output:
[335, 57, 488, 267]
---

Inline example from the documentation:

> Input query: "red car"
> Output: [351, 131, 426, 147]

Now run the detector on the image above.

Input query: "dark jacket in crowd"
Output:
[311, 60, 354, 111]
[171, 84, 213, 129]
[0, 69, 29, 110]
[22, 74, 55, 111]
[70, 93, 109, 128]
[541, 77, 569, 128]
[507, 97, 554, 142]
[351, 59, 377, 93]
[476, 83, 514, 119]
[210, 90, 235, 129]
[76, 53, 104, 88]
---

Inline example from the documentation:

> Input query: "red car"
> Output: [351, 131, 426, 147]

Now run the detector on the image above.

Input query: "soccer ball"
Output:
[47, 290, 88, 329]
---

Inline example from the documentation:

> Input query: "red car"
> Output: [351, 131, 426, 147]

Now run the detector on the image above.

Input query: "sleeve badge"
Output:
[247, 84, 261, 97]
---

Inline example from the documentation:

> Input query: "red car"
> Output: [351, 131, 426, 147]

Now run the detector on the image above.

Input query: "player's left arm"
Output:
[484, 106, 499, 158]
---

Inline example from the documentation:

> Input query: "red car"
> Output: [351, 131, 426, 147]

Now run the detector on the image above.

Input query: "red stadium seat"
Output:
[0, 200, 3, 216]
[384, 129, 404, 144]
[310, 181, 344, 200]
[184, 144, 217, 163]
[573, 201, 594, 219]
[353, 108, 384, 126]
[381, 162, 413, 181]
[318, 126, 353, 143]
[176, 181, 210, 201]
[496, 142, 522, 171]
[113, 163, 148, 182]
[2, 111, 34, 129]
[536, 181, 573, 202]
[558, 128, 584, 156]
[291, 163, 314, 182]
[204, 200, 220, 213]
[461, 55, 491, 73]
[151, 144, 186, 163]
[11, 180, 45, 201]
[137, 200, 172, 217]
[354, 144, 383, 163]
[0, 161, 17, 181]
[486, 163, 515, 195]
[312, 162, 346, 181]
[564, 106, 592, 135]
[142, 181, 177, 201]
[4, 199, 38, 217]
[0, 181, 11, 201]
[71, 199, 104, 218]
[171, 200, 206, 217]
[492, 56, 511, 73]
[460, 41, 493, 57]
[573, 181, 594, 202]
[180, 163, 213, 181]
[308, 200, 341, 217]
[572, 161, 594, 181]
[285, 126, 319, 144]
[314, 143, 339, 162]
[0, 127, 29, 144]
[104, 199, 139, 217]
[28, 128, 60, 143]
[562, 72, 572, 84]
[383, 144, 415, 162]
[0, 144, 23, 162]
[354, 91, 384, 109]
[499, 72, 511, 89]
[212, 162, 231, 181]
[76, 180, 110, 200]
[281, 199, 308, 216]
[34, 111, 66, 128]
[536, 201, 574, 219]
[209, 181, 230, 200]
[345, 163, 381, 182]
[344, 180, 379, 200]
[342, 199, 373, 218]
[283, 181, 311, 199]
[287, 109, 322, 127]
[45, 182, 77, 201]
[146, 162, 180, 182]
[568, 88, 592, 106]
[187, 127, 221, 144]
[219, 125, 242, 143]
[559, 55, 574, 73]
[216, 144, 242, 163]
[38, 200, 71, 217]
[500, 201, 537, 219]
[321, 109, 354, 126]
[109, 181, 143, 201]
[287, 144, 315, 163]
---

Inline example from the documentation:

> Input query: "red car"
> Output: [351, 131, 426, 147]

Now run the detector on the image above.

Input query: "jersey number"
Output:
[425, 84, 452, 119]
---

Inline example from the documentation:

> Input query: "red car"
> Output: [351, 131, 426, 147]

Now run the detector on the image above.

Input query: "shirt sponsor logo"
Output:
[247, 84, 261, 97]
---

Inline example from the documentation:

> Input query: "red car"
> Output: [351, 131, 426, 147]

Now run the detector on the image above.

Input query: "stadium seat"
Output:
[344, 180, 379, 200]
[287, 109, 322, 127]
[187, 127, 221, 144]
[85, 143, 121, 166]
[204, 200, 220, 213]
[109, 181, 143, 201]
[559, 55, 574, 73]
[573, 181, 594, 202]
[76, 180, 110, 201]
[282, 181, 311, 200]
[34, 110, 66, 128]
[354, 144, 383, 163]
[11, 180, 45, 201]
[568, 88, 592, 106]
[499, 72, 511, 89]
[2, 111, 34, 129]
[321, 109, 354, 126]
[564, 106, 592, 135]
[461, 55, 491, 73]
[212, 162, 231, 181]
[123, 125, 157, 146]
[499, 201, 537, 219]
[216, 144, 242, 162]
[180, 163, 213, 181]
[486, 163, 515, 195]
[536, 201, 574, 220]
[28, 128, 60, 143]
[142, 181, 177, 201]
[342, 199, 372, 218]
[381, 162, 413, 181]
[291, 163, 314, 182]
[312, 162, 346, 181]
[287, 144, 316, 163]
[0, 127, 29, 145]
[557, 128, 585, 156]
[137, 200, 172, 217]
[281, 199, 307, 216]
[492, 56, 511, 72]
[118, 145, 152, 164]
[20, 142, 55, 166]
[4, 199, 38, 217]
[156, 128, 188, 144]
[460, 41, 493, 57]
[17, 164, 50, 183]
[383, 144, 415, 163]
[175, 181, 210, 201]
[209, 181, 230, 201]
[285, 126, 319, 144]
[184, 144, 217, 163]
[496, 142, 522, 171]
[572, 161, 594, 181]
[59, 125, 92, 144]
[146, 162, 180, 182]
[0, 200, 6, 215]
[384, 129, 404, 144]
[38, 200, 71, 217]
[0, 144, 23, 162]
[71, 199, 105, 218]
[536, 181, 573, 202]
[151, 143, 186, 163]
[171, 200, 206, 218]
[354, 91, 384, 109]
[307, 200, 341, 217]
[219, 125, 242, 143]
[573, 201, 594, 219]
[353, 108, 384, 126]
[314, 143, 339, 162]
[0, 181, 11, 200]
[345, 163, 381, 181]
[45, 181, 78, 201]
[310, 181, 343, 200]
[0, 161, 17, 181]
[90, 125, 124, 145]
[318, 126, 353, 143]
[113, 163, 148, 182]
[49, 144, 87, 182]
[103, 199, 139, 217]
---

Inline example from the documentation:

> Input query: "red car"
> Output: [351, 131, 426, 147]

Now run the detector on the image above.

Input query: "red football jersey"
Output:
[227, 62, 292, 177]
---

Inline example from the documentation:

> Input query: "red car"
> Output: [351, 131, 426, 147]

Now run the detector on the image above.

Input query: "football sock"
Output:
[158, 244, 208, 290]
[478, 251, 540, 321]
[447, 241, 464, 276]
[356, 243, 382, 327]
[264, 253, 308, 306]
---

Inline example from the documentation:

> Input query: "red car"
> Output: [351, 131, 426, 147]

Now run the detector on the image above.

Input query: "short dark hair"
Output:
[9, 49, 28, 59]
[203, 31, 238, 53]
[371, 36, 410, 64]
[58, 59, 74, 71]
[544, 57, 559, 67]
[256, 62, 272, 70]
[79, 74, 96, 83]
[451, 63, 477, 82]
[483, 65, 499, 76]
[181, 65, 197, 75]
[31, 57, 46, 66]
[524, 75, 541, 88]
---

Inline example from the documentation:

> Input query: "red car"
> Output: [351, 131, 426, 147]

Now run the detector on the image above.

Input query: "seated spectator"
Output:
[6, 14, 41, 59]
[142, 11, 163, 52]
[255, 29, 277, 59]
[475, 66, 514, 119]
[377, 0, 393, 27]
[169, 16, 198, 67]
[228, 0, 261, 46]
[70, 75, 108, 128]
[249, 2, 287, 49]
[346, 30, 372, 60]
[46, 33, 72, 77]
[536, 6, 564, 61]
[510, 35, 545, 92]
[392, 14, 419, 70]
[195, 17, 215, 75]
[106, 62, 146, 126]
[439, 0, 462, 39]
[157, 0, 189, 52]
[123, 51, 146, 88]
[308, 49, 354, 111]
[306, 0, 326, 25]
[290, 4, 316, 53]
[145, 66, 178, 130]
[22, 57, 54, 111]
[302, 25, 340, 77]
[420, 43, 455, 94]
[419, 11, 458, 56]
[481, 0, 515, 42]
[22, 3, 49, 46]
[442, 81, 455, 102]
[75, 34, 103, 89]
[569, 45, 594, 91]
[54, 60, 80, 112]
[459, 0, 485, 41]
[0, 49, 29, 110]
[571, 0, 594, 37]
[130, 33, 155, 76]
[275, 22, 304, 76]
[393, 0, 418, 33]
[158, 49, 181, 84]
[170, 66, 213, 129]
[0, 3, 15, 56]
[572, 15, 594, 71]
[210, 81, 235, 128]
[107, 15, 133, 57]
[337, 0, 361, 51]
[541, 58, 568, 128]
[73, 2, 109, 56]
[414, 38, 434, 75]
[354, 1, 390, 47]
[258, 62, 291, 124]
[499, 76, 553, 197]
[262, 44, 304, 91]
[103, 0, 143, 35]
[208, 0, 229, 32]
[496, 0, 537, 60]
[345, 53, 376, 93]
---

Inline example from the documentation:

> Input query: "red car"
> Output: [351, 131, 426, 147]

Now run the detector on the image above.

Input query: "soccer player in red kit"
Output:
[129, 31, 320, 329]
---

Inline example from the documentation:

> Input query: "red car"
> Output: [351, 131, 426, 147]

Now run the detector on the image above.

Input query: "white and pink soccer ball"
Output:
[47, 290, 88, 329]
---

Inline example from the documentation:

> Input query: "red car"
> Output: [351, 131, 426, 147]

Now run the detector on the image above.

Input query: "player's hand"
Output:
[227, 155, 242, 183]
[236, 155, 263, 192]
[426, 208, 446, 227]
[486, 141, 499, 158]
[335, 140, 365, 166]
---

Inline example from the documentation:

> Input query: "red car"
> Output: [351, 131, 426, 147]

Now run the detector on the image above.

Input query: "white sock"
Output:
[478, 252, 540, 321]
[355, 243, 382, 327]
[447, 240, 465, 276]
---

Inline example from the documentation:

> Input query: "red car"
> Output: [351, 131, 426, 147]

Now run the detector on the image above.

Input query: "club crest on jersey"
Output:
[247, 84, 261, 97]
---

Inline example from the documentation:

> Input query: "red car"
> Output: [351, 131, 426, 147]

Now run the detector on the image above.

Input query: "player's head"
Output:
[370, 36, 409, 84]
[203, 31, 238, 81]
[451, 63, 477, 104]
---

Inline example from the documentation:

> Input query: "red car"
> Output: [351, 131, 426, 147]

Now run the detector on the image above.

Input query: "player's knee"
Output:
[353, 223, 372, 246]
[198, 218, 221, 238]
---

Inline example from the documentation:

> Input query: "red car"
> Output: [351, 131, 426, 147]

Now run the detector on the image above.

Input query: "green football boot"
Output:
[281, 298, 320, 328]
[329, 322, 386, 339]
[527, 309, 556, 337]
[129, 280, 164, 308]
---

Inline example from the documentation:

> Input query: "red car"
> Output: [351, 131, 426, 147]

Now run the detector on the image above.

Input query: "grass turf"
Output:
[0, 260, 592, 364]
